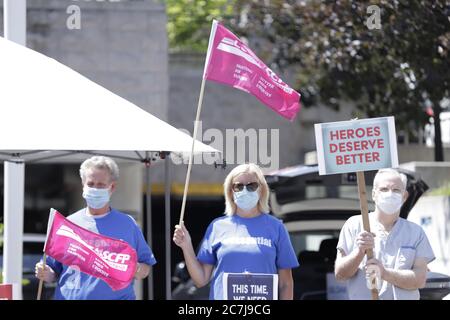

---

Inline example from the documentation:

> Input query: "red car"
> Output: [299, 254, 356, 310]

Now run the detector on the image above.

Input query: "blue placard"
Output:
[223, 273, 278, 300]
[315, 117, 398, 175]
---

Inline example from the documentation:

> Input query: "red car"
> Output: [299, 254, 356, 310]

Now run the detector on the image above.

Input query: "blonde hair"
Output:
[223, 163, 270, 216]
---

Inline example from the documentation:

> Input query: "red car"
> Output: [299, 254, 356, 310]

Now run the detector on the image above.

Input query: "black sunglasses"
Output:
[232, 182, 259, 192]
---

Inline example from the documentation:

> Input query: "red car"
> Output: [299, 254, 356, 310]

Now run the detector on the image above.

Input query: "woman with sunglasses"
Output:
[173, 163, 299, 300]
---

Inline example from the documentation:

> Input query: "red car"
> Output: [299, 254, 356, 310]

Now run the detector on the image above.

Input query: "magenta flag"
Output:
[203, 20, 301, 121]
[44, 209, 138, 291]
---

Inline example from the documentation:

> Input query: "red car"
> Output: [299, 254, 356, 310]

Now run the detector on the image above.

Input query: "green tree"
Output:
[229, 0, 450, 160]
[166, 0, 235, 52]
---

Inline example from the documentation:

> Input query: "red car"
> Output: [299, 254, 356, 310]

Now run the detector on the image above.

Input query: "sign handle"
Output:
[356, 171, 379, 300]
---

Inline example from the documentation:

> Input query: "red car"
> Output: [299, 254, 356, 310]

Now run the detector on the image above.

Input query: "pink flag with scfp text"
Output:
[203, 20, 301, 121]
[44, 209, 137, 291]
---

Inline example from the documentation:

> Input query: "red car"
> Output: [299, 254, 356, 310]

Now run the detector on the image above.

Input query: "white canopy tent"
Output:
[0, 36, 218, 299]
[0, 36, 215, 155]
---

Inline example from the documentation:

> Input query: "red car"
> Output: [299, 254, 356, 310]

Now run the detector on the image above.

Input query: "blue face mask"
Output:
[82, 186, 111, 209]
[233, 188, 259, 211]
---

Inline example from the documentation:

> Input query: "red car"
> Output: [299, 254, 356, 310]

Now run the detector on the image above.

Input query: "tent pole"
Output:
[164, 154, 172, 300]
[4, 0, 26, 46]
[3, 0, 26, 302]
[145, 157, 153, 300]
[3, 159, 25, 300]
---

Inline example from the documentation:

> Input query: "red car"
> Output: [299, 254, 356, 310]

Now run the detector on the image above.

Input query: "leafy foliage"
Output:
[166, 0, 235, 52]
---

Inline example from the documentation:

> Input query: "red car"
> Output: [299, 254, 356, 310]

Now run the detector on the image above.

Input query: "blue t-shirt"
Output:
[46, 208, 156, 300]
[197, 213, 299, 300]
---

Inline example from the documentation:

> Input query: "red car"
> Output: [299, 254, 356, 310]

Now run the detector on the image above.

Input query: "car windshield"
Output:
[304, 185, 373, 201]
[270, 170, 376, 205]
[289, 230, 341, 256]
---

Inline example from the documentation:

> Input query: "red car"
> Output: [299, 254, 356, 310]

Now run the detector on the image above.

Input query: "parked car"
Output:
[172, 261, 209, 300]
[0, 233, 55, 300]
[172, 165, 450, 300]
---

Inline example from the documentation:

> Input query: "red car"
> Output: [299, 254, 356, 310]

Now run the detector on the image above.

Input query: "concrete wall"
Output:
[398, 146, 450, 164]
[400, 161, 450, 189]
[1, 0, 168, 120]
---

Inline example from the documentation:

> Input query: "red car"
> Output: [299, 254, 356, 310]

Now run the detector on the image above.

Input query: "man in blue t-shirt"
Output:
[35, 156, 156, 300]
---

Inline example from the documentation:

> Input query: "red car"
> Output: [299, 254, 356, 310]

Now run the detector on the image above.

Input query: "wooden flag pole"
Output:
[36, 253, 46, 300]
[178, 77, 207, 225]
[356, 171, 379, 300]
[37, 208, 56, 300]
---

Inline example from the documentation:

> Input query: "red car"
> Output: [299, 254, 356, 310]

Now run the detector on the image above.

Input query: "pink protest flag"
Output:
[43, 209, 138, 291]
[203, 20, 301, 121]
[0, 284, 13, 300]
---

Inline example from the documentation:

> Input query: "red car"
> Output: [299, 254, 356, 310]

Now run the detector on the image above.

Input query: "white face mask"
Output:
[376, 191, 403, 215]
[83, 186, 111, 209]
[233, 188, 259, 211]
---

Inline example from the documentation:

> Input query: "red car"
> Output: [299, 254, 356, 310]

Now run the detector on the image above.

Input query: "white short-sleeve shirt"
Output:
[337, 213, 435, 300]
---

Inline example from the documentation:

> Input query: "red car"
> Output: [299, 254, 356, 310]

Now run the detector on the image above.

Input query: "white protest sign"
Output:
[223, 273, 278, 300]
[315, 117, 398, 175]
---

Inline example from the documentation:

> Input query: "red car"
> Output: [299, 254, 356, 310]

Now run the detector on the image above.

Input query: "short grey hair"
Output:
[79, 156, 119, 183]
[373, 168, 407, 191]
